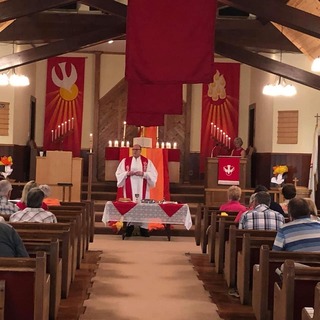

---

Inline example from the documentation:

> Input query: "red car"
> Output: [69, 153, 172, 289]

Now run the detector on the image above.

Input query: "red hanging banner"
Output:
[218, 157, 240, 185]
[43, 57, 85, 157]
[200, 62, 240, 172]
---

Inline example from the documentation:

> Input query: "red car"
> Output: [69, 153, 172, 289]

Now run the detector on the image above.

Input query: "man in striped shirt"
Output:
[238, 191, 284, 230]
[273, 197, 320, 251]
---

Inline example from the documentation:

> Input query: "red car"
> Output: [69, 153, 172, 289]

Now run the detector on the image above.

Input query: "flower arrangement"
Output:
[0, 156, 13, 179]
[271, 165, 288, 186]
[0, 156, 13, 166]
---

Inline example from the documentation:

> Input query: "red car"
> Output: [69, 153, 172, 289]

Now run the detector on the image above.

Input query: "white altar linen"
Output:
[102, 201, 192, 230]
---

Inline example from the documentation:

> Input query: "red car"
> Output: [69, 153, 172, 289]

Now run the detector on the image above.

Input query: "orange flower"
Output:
[0, 156, 13, 166]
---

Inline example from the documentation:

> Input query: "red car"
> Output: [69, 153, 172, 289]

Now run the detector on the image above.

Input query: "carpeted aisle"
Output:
[80, 234, 221, 320]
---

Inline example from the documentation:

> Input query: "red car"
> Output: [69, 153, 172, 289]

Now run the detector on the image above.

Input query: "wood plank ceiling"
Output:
[0, 0, 319, 89]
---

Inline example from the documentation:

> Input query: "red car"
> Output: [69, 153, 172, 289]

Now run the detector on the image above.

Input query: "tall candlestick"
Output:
[51, 130, 54, 142]
[228, 137, 231, 148]
[58, 125, 61, 137]
[156, 126, 159, 140]
[220, 129, 223, 142]
[210, 122, 213, 135]
[216, 127, 219, 140]
[223, 132, 226, 144]
[89, 133, 93, 153]
[123, 121, 126, 140]
[64, 121, 67, 133]
[54, 129, 57, 140]
[213, 125, 216, 138]
[72, 117, 74, 129]
[61, 123, 64, 135]
[68, 119, 71, 131]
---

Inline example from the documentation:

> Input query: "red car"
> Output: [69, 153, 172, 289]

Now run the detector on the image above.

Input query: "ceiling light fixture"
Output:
[262, 76, 297, 97]
[0, 43, 30, 87]
[311, 57, 320, 72]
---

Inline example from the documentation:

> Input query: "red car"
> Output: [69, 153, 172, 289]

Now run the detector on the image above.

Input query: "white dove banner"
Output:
[43, 57, 85, 157]
[218, 156, 240, 185]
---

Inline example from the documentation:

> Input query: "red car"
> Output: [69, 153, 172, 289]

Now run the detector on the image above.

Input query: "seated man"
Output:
[219, 186, 247, 223]
[0, 180, 18, 215]
[273, 197, 320, 251]
[0, 223, 29, 257]
[10, 188, 57, 223]
[239, 191, 284, 230]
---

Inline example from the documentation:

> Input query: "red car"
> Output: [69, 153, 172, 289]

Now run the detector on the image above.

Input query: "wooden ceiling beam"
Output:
[0, 25, 126, 71]
[219, 0, 320, 39]
[0, 0, 76, 23]
[215, 40, 320, 91]
[80, 0, 127, 18]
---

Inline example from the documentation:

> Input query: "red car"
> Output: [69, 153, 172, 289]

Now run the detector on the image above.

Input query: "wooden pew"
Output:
[236, 233, 275, 305]
[214, 218, 238, 273]
[10, 220, 77, 281]
[16, 229, 72, 299]
[0, 251, 50, 320]
[302, 282, 320, 320]
[50, 207, 86, 261]
[0, 280, 4, 320]
[224, 225, 276, 289]
[194, 203, 207, 246]
[207, 213, 237, 264]
[201, 209, 238, 254]
[273, 260, 320, 320]
[252, 246, 320, 320]
[24, 240, 62, 320]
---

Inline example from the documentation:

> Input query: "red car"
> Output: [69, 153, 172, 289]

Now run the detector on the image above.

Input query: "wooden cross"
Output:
[315, 113, 320, 126]
[293, 177, 299, 187]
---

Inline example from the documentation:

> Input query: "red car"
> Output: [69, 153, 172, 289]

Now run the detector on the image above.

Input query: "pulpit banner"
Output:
[200, 63, 240, 173]
[218, 157, 240, 185]
[43, 57, 85, 157]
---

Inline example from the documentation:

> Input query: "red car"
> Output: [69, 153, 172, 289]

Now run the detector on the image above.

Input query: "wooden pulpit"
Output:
[35, 151, 82, 202]
[205, 157, 248, 206]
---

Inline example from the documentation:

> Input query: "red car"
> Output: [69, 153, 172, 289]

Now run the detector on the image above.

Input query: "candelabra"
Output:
[51, 129, 74, 150]
[210, 136, 231, 157]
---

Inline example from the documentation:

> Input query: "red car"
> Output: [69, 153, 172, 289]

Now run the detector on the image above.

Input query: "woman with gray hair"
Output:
[219, 185, 247, 223]
[39, 184, 61, 206]
[230, 137, 246, 158]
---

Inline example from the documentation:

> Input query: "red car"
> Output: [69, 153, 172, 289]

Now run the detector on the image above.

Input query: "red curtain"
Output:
[43, 57, 85, 157]
[126, 0, 216, 84]
[200, 62, 240, 172]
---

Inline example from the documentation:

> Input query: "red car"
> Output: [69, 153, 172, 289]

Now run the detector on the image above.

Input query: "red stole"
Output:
[124, 155, 148, 200]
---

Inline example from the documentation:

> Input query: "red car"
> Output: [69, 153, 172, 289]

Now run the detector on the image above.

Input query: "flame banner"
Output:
[200, 62, 240, 172]
[43, 57, 85, 157]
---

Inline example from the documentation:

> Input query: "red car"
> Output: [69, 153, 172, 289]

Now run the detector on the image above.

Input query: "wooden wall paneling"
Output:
[277, 110, 298, 144]
[98, 78, 127, 181]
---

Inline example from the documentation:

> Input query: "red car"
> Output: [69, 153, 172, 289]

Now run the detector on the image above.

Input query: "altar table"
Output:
[102, 201, 192, 231]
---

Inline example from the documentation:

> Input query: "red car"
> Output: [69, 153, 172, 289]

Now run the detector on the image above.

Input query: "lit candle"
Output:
[72, 117, 74, 129]
[226, 134, 229, 146]
[61, 123, 64, 135]
[216, 127, 219, 140]
[223, 132, 226, 144]
[161, 142, 165, 148]
[65, 121, 67, 132]
[156, 141, 159, 148]
[121, 140, 125, 147]
[58, 125, 61, 137]
[173, 142, 177, 149]
[126, 141, 130, 147]
[156, 126, 159, 140]
[108, 140, 112, 147]
[51, 130, 54, 142]
[228, 137, 231, 148]
[114, 140, 119, 147]
[68, 119, 71, 131]
[220, 129, 223, 141]
[210, 122, 213, 135]
[89, 133, 93, 153]
[213, 125, 216, 138]
[123, 121, 126, 140]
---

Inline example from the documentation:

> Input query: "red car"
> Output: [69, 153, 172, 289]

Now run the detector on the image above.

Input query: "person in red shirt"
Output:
[230, 137, 246, 158]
